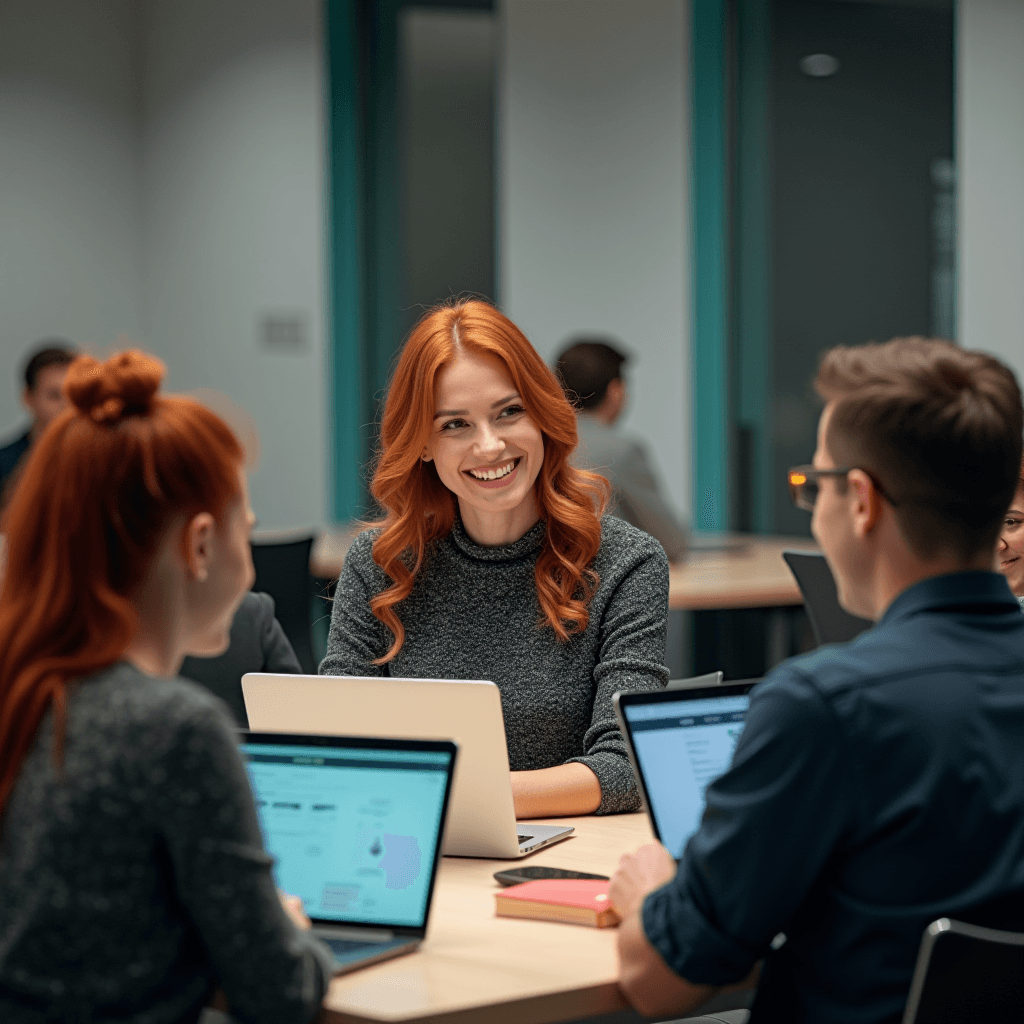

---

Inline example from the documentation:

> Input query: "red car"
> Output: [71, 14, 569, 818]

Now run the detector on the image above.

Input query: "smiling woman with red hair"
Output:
[321, 300, 669, 818]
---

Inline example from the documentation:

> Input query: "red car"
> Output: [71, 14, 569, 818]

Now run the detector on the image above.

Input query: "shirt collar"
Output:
[448, 512, 547, 563]
[878, 571, 1019, 627]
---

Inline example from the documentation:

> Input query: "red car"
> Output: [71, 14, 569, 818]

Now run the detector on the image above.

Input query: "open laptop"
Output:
[242, 674, 574, 859]
[241, 732, 456, 973]
[613, 681, 759, 858]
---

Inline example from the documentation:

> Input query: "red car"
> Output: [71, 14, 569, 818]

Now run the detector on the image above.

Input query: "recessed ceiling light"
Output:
[799, 53, 841, 77]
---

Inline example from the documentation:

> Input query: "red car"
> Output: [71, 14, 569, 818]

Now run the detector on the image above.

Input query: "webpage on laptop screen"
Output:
[627, 696, 749, 858]
[242, 744, 450, 928]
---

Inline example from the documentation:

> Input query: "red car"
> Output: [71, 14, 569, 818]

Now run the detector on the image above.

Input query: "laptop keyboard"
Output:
[517, 834, 534, 844]
[324, 937, 380, 956]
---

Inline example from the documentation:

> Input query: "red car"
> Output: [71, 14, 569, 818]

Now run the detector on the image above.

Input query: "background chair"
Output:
[903, 917, 1024, 1023]
[250, 532, 318, 673]
[667, 671, 724, 690]
[782, 550, 872, 647]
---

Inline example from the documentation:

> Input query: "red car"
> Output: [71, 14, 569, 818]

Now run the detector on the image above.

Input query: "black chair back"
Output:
[250, 535, 317, 673]
[903, 917, 1024, 1023]
[782, 550, 872, 647]
[667, 671, 724, 690]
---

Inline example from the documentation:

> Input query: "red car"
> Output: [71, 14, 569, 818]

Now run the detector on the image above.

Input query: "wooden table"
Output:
[312, 528, 819, 613]
[322, 813, 654, 1024]
[668, 535, 819, 611]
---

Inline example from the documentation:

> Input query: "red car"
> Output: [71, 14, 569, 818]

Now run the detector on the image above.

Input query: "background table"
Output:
[311, 528, 821, 682]
[312, 528, 818, 610]
[320, 812, 751, 1024]
[668, 535, 817, 611]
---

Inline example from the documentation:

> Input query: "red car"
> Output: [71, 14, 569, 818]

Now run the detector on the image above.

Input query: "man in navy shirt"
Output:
[611, 338, 1024, 1024]
[0, 343, 76, 500]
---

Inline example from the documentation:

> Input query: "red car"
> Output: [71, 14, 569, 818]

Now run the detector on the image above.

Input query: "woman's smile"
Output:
[464, 457, 522, 487]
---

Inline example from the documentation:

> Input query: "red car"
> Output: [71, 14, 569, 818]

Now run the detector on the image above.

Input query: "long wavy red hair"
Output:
[0, 350, 243, 813]
[369, 299, 608, 662]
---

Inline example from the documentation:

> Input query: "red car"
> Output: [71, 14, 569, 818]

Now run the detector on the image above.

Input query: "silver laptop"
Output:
[613, 681, 759, 858]
[242, 674, 574, 859]
[241, 732, 456, 973]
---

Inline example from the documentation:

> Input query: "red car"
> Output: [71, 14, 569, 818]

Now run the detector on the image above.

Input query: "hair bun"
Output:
[65, 350, 166, 425]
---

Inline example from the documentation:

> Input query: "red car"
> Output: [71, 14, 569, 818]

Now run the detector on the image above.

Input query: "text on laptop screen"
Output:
[242, 743, 451, 928]
[624, 695, 749, 858]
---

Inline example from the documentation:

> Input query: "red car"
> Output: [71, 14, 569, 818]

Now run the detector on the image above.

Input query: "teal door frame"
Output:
[691, 0, 730, 532]
[325, 0, 405, 524]
[691, 0, 772, 533]
[325, 0, 365, 523]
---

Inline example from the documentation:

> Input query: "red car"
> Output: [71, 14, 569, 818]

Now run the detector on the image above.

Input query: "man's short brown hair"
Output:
[815, 337, 1023, 561]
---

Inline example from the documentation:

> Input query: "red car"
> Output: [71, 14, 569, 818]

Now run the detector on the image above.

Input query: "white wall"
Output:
[500, 0, 691, 519]
[0, 0, 327, 530]
[0, 0, 143, 436]
[958, 0, 1024, 375]
[140, 0, 326, 530]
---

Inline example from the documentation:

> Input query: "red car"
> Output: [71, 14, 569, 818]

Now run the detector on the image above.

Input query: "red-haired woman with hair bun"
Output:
[0, 352, 333, 1023]
[321, 300, 669, 818]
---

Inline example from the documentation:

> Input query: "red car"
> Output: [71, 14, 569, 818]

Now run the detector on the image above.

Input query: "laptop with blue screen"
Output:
[613, 681, 759, 859]
[241, 732, 457, 974]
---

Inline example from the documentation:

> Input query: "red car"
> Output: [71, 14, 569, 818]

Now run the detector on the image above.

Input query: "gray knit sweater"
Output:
[320, 515, 669, 813]
[0, 663, 334, 1024]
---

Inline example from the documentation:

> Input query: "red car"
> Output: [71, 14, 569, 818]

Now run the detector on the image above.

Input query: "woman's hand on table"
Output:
[609, 842, 676, 918]
[510, 762, 602, 818]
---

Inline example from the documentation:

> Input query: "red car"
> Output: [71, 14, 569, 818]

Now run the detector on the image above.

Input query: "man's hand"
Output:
[611, 843, 718, 1018]
[609, 842, 677, 918]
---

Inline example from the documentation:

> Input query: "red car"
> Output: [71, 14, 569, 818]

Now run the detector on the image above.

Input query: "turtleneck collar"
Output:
[447, 513, 547, 563]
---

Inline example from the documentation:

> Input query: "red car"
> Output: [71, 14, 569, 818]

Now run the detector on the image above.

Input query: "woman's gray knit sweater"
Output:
[0, 663, 333, 1024]
[320, 515, 669, 813]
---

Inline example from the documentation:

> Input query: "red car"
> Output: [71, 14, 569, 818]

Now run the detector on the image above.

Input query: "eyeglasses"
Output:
[787, 466, 851, 511]
[787, 464, 900, 512]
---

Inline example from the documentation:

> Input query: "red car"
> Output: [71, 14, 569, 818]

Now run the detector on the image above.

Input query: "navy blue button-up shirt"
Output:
[0, 429, 30, 495]
[642, 571, 1024, 1024]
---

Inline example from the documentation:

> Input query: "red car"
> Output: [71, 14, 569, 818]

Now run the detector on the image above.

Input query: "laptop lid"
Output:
[240, 732, 457, 936]
[242, 674, 538, 859]
[614, 681, 758, 859]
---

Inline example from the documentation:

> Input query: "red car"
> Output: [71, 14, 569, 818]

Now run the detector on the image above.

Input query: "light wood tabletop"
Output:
[311, 528, 819, 613]
[668, 535, 819, 611]
[321, 812, 654, 1024]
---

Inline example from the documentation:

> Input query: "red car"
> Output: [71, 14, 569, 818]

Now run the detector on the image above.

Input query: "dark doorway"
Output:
[768, 0, 954, 535]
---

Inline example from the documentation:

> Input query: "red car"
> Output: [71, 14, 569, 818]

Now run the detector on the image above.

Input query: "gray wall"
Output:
[958, 0, 1024, 375]
[399, 7, 497, 337]
[0, 0, 143, 432]
[499, 0, 691, 519]
[141, 0, 327, 531]
[0, 0, 327, 531]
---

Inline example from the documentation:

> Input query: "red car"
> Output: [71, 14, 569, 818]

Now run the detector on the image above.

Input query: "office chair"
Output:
[250, 533, 318, 674]
[903, 917, 1024, 1023]
[782, 550, 872, 647]
[667, 671, 724, 690]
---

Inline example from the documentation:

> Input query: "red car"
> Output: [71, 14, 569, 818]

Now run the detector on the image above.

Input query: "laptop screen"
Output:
[241, 737, 454, 929]
[620, 688, 753, 858]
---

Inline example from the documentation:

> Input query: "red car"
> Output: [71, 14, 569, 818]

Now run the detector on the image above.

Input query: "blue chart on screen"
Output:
[626, 695, 749, 858]
[242, 743, 450, 928]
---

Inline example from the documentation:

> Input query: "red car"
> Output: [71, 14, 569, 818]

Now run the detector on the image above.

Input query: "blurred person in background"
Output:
[0, 342, 77, 498]
[555, 339, 687, 561]
[0, 350, 332, 1024]
[181, 590, 303, 726]
[996, 459, 1024, 607]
